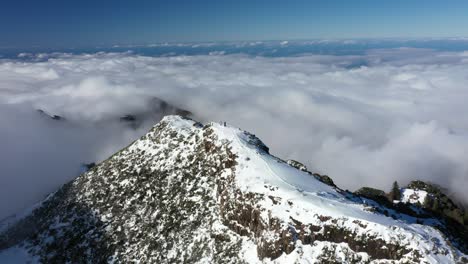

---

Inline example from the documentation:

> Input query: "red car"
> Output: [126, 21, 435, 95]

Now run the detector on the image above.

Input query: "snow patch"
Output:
[401, 188, 428, 204]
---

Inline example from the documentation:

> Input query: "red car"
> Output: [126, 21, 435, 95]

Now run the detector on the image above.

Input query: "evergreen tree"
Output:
[423, 195, 433, 209]
[389, 181, 401, 201]
[432, 199, 440, 212]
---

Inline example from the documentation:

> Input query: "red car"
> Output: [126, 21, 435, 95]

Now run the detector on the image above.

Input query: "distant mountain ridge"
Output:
[0, 116, 466, 263]
[35, 96, 191, 128]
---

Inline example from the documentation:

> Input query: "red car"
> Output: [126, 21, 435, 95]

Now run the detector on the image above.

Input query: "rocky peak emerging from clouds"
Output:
[0, 116, 467, 263]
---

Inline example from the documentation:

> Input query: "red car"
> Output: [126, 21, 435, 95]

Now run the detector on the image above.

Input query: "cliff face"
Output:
[0, 116, 467, 263]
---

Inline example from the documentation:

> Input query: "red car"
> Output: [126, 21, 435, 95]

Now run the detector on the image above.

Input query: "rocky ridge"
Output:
[0, 116, 467, 263]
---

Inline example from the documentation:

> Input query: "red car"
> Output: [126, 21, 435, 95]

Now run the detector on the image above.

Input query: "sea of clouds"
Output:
[1, 47, 468, 218]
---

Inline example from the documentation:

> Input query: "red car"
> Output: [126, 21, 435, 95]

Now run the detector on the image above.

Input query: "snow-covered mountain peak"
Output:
[0, 115, 467, 263]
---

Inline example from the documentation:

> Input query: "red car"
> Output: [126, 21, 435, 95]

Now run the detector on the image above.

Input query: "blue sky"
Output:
[1, 0, 468, 48]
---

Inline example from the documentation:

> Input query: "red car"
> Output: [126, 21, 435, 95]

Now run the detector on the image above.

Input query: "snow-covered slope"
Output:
[0, 116, 466, 263]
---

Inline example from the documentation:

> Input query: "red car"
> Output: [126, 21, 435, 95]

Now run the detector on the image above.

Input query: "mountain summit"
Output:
[0, 116, 467, 263]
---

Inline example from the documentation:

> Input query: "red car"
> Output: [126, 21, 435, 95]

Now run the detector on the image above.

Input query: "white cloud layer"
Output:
[1, 49, 468, 217]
